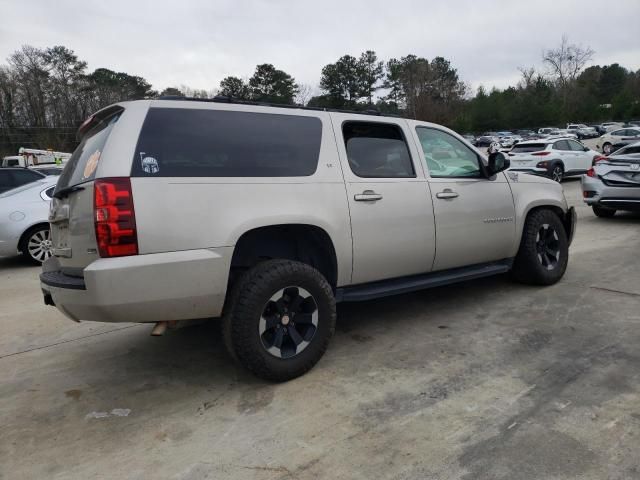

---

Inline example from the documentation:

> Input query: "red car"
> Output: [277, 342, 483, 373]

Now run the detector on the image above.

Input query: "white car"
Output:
[601, 122, 624, 132]
[0, 178, 57, 263]
[596, 127, 640, 154]
[507, 138, 599, 182]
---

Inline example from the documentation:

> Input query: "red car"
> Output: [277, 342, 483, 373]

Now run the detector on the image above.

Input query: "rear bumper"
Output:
[41, 248, 233, 323]
[581, 175, 640, 210]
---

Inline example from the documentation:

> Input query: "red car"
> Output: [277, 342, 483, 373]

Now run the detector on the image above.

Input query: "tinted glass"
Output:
[0, 171, 12, 189]
[11, 169, 43, 186]
[342, 122, 414, 178]
[553, 140, 571, 151]
[416, 127, 481, 178]
[44, 187, 55, 198]
[510, 143, 548, 153]
[132, 108, 322, 177]
[568, 140, 585, 151]
[56, 113, 120, 191]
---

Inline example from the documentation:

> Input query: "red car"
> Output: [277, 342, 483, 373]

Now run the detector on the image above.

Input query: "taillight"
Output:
[531, 151, 550, 156]
[593, 155, 608, 166]
[94, 178, 138, 257]
[586, 167, 596, 178]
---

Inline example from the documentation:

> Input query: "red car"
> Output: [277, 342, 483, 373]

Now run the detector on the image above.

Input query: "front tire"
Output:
[602, 143, 612, 155]
[222, 260, 336, 382]
[512, 209, 569, 285]
[592, 205, 616, 218]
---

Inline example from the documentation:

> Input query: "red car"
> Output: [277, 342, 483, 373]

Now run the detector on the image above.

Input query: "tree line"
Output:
[1, 38, 639, 155]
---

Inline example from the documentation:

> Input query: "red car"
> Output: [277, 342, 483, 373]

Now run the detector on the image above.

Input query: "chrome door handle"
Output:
[354, 190, 383, 201]
[436, 189, 459, 199]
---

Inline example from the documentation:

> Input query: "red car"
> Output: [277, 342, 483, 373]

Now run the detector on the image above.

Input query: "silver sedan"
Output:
[582, 141, 640, 217]
[0, 178, 58, 263]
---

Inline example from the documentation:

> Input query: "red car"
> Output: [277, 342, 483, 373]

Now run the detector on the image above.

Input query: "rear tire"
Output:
[20, 225, 52, 265]
[592, 205, 616, 218]
[222, 259, 336, 382]
[550, 163, 564, 183]
[511, 209, 569, 286]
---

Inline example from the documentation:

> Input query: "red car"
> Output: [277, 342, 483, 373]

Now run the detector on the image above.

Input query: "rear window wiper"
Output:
[53, 184, 85, 199]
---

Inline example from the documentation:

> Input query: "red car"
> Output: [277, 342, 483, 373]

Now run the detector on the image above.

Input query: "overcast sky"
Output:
[1, 0, 639, 95]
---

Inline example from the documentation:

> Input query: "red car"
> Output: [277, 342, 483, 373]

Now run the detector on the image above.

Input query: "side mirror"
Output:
[487, 151, 510, 176]
[583, 146, 590, 151]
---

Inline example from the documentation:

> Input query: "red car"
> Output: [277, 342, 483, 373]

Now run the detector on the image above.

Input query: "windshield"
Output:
[55, 112, 121, 192]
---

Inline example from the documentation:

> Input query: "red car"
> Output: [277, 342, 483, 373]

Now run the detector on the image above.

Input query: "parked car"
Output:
[601, 122, 624, 132]
[507, 138, 599, 182]
[462, 134, 475, 144]
[548, 129, 578, 140]
[538, 127, 558, 135]
[474, 135, 498, 147]
[0, 177, 57, 263]
[589, 124, 607, 136]
[499, 135, 521, 148]
[41, 98, 576, 381]
[566, 124, 598, 139]
[582, 141, 640, 217]
[0, 167, 46, 194]
[596, 127, 640, 154]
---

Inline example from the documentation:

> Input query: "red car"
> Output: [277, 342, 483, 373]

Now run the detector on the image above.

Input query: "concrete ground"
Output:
[1, 180, 639, 480]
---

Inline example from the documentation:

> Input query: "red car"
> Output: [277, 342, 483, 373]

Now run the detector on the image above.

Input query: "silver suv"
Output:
[41, 98, 576, 381]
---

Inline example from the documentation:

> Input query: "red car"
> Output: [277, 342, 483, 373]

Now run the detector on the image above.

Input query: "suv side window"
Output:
[553, 140, 571, 151]
[415, 127, 482, 178]
[133, 108, 322, 177]
[342, 122, 415, 178]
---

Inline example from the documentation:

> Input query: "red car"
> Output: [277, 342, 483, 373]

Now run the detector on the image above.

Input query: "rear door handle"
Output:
[354, 190, 383, 202]
[436, 189, 459, 199]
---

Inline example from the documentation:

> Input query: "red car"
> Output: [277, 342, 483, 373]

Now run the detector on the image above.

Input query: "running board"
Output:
[335, 260, 513, 302]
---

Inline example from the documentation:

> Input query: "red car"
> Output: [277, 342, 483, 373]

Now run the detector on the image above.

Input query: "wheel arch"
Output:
[229, 223, 339, 290]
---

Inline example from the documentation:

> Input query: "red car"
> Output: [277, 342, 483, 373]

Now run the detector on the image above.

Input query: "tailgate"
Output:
[50, 184, 97, 274]
[50, 108, 123, 274]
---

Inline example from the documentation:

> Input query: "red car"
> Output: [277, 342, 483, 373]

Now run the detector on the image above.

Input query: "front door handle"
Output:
[354, 190, 383, 202]
[436, 189, 459, 199]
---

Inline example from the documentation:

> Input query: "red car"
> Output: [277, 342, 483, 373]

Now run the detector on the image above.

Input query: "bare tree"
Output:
[294, 83, 312, 106]
[517, 66, 537, 89]
[543, 35, 594, 108]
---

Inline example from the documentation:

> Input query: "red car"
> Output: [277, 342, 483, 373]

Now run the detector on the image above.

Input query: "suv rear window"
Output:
[131, 108, 322, 177]
[56, 112, 121, 190]
[510, 143, 548, 153]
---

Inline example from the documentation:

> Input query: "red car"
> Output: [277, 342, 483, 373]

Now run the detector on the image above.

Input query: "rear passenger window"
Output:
[132, 108, 322, 177]
[553, 140, 571, 151]
[342, 122, 415, 178]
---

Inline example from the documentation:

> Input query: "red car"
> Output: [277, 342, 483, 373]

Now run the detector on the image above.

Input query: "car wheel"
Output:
[602, 143, 612, 155]
[550, 164, 564, 183]
[592, 205, 616, 218]
[20, 225, 53, 264]
[222, 259, 336, 382]
[511, 209, 569, 286]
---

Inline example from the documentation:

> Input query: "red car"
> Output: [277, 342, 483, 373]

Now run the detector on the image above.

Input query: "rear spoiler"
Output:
[77, 105, 125, 141]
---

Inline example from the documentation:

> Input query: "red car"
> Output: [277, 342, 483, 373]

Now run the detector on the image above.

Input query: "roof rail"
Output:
[155, 95, 399, 118]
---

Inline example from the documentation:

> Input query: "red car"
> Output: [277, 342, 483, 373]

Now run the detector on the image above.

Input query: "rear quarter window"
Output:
[131, 108, 323, 177]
